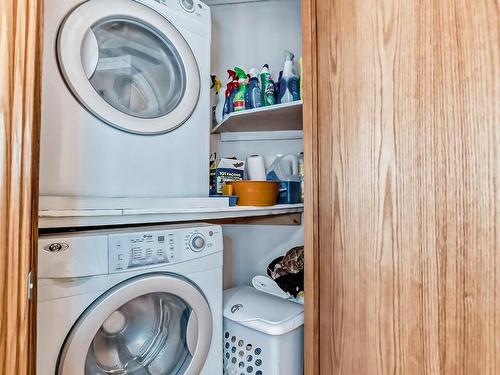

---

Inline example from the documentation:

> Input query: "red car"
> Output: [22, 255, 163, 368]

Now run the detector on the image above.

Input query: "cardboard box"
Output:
[210, 158, 245, 194]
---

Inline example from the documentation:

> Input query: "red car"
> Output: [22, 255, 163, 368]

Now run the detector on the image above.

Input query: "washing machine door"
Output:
[57, 0, 200, 134]
[58, 274, 213, 375]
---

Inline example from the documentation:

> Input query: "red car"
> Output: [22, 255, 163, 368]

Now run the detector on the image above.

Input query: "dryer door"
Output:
[57, 0, 200, 134]
[58, 273, 213, 375]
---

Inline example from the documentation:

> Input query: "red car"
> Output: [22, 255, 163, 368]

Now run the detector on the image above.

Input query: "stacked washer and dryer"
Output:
[37, 0, 223, 374]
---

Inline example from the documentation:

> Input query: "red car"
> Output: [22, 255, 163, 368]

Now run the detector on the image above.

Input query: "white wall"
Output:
[210, 0, 302, 84]
[222, 222, 304, 288]
[209, 0, 304, 289]
[211, 134, 303, 168]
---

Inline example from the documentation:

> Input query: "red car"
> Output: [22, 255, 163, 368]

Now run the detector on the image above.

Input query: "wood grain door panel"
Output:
[0, 1, 43, 374]
[305, 0, 499, 373]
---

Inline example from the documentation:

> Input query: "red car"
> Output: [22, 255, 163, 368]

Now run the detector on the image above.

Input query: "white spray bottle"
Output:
[278, 50, 300, 103]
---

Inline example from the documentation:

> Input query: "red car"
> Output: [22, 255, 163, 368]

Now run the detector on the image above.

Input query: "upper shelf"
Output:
[211, 100, 303, 134]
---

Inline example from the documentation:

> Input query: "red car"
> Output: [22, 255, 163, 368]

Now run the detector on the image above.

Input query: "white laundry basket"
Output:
[223, 287, 304, 375]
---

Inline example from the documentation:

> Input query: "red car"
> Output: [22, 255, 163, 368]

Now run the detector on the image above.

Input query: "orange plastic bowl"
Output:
[227, 181, 280, 206]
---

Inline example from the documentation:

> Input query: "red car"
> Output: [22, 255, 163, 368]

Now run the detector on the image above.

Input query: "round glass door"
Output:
[57, 0, 200, 134]
[58, 274, 212, 375]
[85, 293, 191, 374]
[86, 19, 186, 119]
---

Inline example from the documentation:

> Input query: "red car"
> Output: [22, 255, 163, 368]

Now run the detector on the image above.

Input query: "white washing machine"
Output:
[40, 0, 211, 198]
[37, 223, 223, 374]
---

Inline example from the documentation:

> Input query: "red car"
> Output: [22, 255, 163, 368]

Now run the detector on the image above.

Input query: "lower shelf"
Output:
[39, 204, 304, 229]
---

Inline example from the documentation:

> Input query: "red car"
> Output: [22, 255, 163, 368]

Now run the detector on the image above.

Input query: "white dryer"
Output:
[40, 0, 211, 198]
[37, 223, 223, 374]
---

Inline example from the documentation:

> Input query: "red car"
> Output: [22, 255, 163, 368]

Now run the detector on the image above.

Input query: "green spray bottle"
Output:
[232, 67, 248, 111]
[260, 64, 276, 106]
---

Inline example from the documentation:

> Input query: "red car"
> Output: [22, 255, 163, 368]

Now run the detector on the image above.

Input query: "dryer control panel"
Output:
[108, 224, 223, 273]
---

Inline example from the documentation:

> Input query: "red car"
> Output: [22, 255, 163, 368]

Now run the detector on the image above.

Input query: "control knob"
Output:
[180, 0, 195, 12]
[189, 234, 206, 252]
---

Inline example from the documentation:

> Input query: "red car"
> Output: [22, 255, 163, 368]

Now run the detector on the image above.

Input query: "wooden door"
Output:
[303, 0, 499, 374]
[0, 0, 43, 373]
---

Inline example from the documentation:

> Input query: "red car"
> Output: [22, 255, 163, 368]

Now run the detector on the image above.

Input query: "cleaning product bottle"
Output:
[223, 69, 238, 116]
[222, 70, 233, 117]
[232, 67, 248, 112]
[210, 75, 222, 126]
[275, 70, 283, 104]
[266, 154, 301, 204]
[245, 68, 262, 109]
[215, 84, 225, 124]
[278, 50, 301, 103]
[228, 72, 239, 114]
[260, 64, 276, 106]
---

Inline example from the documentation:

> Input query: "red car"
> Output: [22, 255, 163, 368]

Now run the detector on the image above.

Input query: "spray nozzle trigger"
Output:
[284, 50, 295, 61]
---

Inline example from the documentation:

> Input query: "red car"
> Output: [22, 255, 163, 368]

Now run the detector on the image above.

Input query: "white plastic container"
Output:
[266, 154, 299, 180]
[223, 287, 304, 375]
[266, 154, 302, 204]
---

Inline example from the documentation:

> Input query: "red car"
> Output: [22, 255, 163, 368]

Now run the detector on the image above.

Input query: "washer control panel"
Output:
[108, 225, 222, 273]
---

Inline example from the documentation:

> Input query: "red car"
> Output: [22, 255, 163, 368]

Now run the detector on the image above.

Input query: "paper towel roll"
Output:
[246, 155, 266, 180]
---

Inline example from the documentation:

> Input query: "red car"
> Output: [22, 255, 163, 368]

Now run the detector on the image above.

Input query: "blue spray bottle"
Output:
[223, 69, 238, 116]
[245, 68, 262, 109]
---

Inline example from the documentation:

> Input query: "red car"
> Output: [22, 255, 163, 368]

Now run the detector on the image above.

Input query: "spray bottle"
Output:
[210, 75, 222, 126]
[260, 64, 276, 106]
[232, 67, 248, 112]
[223, 70, 239, 117]
[278, 50, 301, 103]
[245, 68, 262, 109]
[215, 84, 225, 124]
[276, 70, 283, 104]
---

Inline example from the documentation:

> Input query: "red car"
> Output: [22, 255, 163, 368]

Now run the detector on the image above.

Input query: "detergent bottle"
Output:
[275, 70, 283, 103]
[223, 69, 238, 116]
[245, 68, 262, 109]
[232, 67, 248, 112]
[278, 50, 301, 103]
[266, 154, 301, 204]
[260, 64, 276, 106]
[210, 75, 222, 126]
[215, 84, 225, 124]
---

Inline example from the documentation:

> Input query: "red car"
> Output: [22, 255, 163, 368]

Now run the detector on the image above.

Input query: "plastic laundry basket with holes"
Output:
[223, 286, 304, 375]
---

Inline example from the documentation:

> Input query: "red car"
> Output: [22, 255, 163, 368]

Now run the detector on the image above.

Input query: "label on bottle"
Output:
[263, 82, 276, 106]
[288, 77, 301, 101]
[233, 99, 245, 111]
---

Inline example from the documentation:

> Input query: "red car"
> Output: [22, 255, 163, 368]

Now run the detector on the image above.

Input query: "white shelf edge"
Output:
[219, 130, 303, 142]
[211, 100, 303, 134]
[39, 196, 229, 211]
[39, 204, 304, 229]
